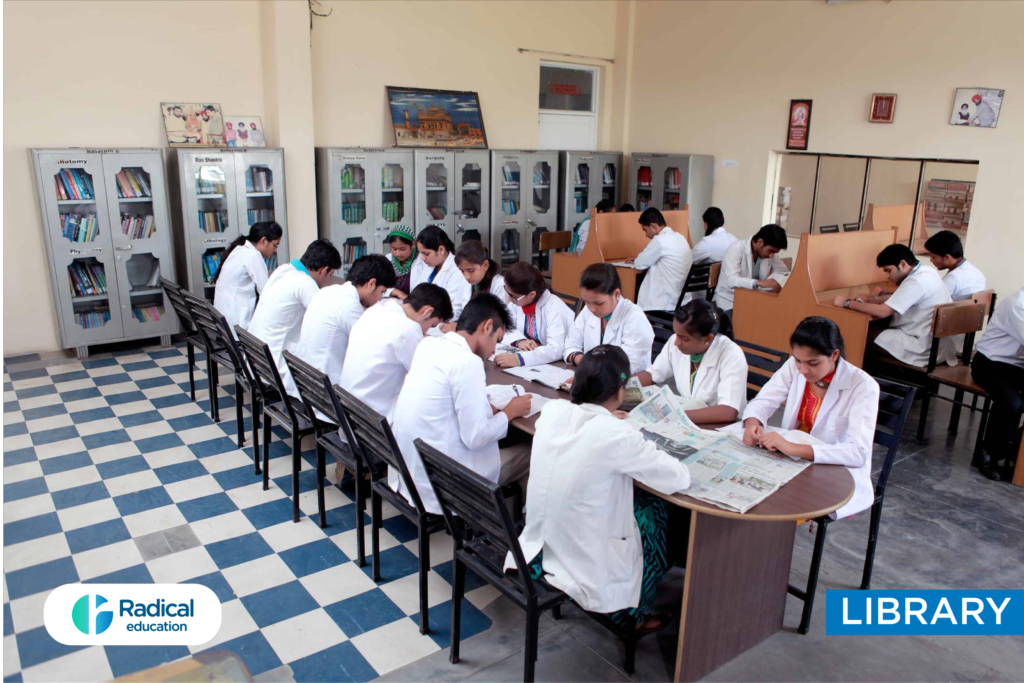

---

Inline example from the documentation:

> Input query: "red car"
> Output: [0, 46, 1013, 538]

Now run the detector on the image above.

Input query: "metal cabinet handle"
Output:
[115, 245, 133, 251]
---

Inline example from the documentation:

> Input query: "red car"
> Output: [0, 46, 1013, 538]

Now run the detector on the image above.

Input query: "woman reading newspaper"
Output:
[506, 345, 691, 634]
[741, 317, 880, 518]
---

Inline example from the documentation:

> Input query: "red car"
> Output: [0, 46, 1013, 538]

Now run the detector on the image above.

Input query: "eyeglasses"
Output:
[505, 287, 530, 303]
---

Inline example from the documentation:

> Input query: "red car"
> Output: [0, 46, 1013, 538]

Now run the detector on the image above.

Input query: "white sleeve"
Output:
[885, 278, 925, 315]
[646, 337, 676, 384]
[503, 308, 525, 347]
[715, 345, 749, 413]
[298, 280, 318, 309]
[742, 357, 795, 425]
[563, 312, 586, 362]
[1008, 297, 1024, 345]
[448, 280, 472, 321]
[518, 302, 571, 367]
[633, 238, 662, 270]
[398, 328, 421, 371]
[691, 237, 711, 264]
[452, 359, 509, 450]
[722, 245, 757, 292]
[621, 309, 655, 374]
[811, 378, 879, 469]
[770, 253, 791, 283]
[250, 254, 270, 294]
[615, 426, 691, 493]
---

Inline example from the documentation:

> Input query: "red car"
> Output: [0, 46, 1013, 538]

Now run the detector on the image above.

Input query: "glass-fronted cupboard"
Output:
[490, 150, 559, 269]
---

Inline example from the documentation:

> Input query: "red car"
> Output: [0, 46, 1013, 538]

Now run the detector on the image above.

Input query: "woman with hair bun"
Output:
[213, 221, 283, 333]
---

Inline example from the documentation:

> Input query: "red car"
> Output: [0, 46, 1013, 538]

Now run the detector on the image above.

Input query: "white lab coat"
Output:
[411, 253, 471, 321]
[487, 273, 509, 303]
[645, 333, 747, 414]
[716, 238, 791, 311]
[339, 298, 424, 424]
[875, 264, 957, 367]
[574, 217, 592, 254]
[296, 282, 364, 388]
[742, 357, 879, 519]
[213, 240, 269, 334]
[563, 296, 654, 374]
[976, 287, 1024, 370]
[691, 227, 738, 264]
[247, 263, 319, 396]
[635, 228, 692, 312]
[502, 290, 575, 367]
[941, 260, 986, 301]
[503, 400, 690, 613]
[392, 332, 509, 514]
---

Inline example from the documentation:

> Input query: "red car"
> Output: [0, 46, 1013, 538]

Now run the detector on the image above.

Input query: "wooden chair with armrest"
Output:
[733, 339, 789, 401]
[538, 231, 572, 279]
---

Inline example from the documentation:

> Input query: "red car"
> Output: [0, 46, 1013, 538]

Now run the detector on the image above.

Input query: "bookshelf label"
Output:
[651, 154, 669, 158]
[204, 238, 228, 244]
[196, 157, 224, 163]
[579, 156, 595, 162]
[57, 160, 87, 166]
[364, 148, 386, 153]
[86, 149, 121, 154]
[636, 158, 651, 164]
[69, 247, 103, 254]
[342, 155, 367, 162]
[501, 220, 518, 226]
[501, 155, 520, 161]
[424, 156, 445, 161]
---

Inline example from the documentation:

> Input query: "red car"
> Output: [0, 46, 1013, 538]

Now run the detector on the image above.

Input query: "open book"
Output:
[502, 364, 575, 390]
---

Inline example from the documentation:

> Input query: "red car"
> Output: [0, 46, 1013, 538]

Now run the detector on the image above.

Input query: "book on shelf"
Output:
[247, 209, 275, 225]
[381, 165, 402, 189]
[68, 261, 107, 297]
[202, 251, 223, 283]
[574, 165, 590, 186]
[427, 206, 446, 220]
[501, 166, 521, 184]
[342, 203, 366, 224]
[639, 198, 651, 211]
[144, 263, 161, 288]
[54, 168, 95, 201]
[500, 229, 519, 253]
[602, 165, 616, 184]
[246, 167, 273, 193]
[636, 167, 652, 187]
[115, 169, 152, 198]
[381, 201, 401, 222]
[665, 168, 681, 190]
[61, 213, 98, 242]
[75, 309, 111, 329]
[340, 166, 363, 190]
[424, 167, 445, 188]
[196, 176, 226, 195]
[502, 199, 520, 214]
[132, 306, 164, 323]
[198, 210, 228, 233]
[573, 195, 588, 213]
[532, 166, 549, 185]
[342, 239, 367, 264]
[121, 214, 155, 239]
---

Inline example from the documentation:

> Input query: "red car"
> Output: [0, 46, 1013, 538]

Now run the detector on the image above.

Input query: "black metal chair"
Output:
[181, 291, 231, 425]
[819, 225, 840, 234]
[234, 327, 315, 523]
[334, 387, 448, 634]
[787, 378, 917, 634]
[734, 339, 790, 400]
[645, 311, 676, 358]
[161, 278, 206, 402]
[552, 290, 583, 316]
[283, 352, 372, 546]
[674, 261, 721, 309]
[210, 309, 260, 454]
[843, 222, 861, 232]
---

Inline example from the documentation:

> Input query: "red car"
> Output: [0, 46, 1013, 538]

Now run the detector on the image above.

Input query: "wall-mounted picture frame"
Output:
[950, 88, 1004, 128]
[161, 102, 224, 147]
[786, 99, 813, 150]
[224, 115, 266, 148]
[869, 94, 897, 123]
[387, 86, 488, 149]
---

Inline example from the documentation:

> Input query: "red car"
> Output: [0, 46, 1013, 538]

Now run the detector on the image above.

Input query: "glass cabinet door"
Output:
[635, 163, 653, 211]
[664, 166, 682, 210]
[181, 151, 238, 297]
[526, 155, 558, 270]
[234, 150, 288, 269]
[455, 160, 486, 244]
[602, 162, 617, 204]
[573, 162, 591, 215]
[500, 160, 521, 217]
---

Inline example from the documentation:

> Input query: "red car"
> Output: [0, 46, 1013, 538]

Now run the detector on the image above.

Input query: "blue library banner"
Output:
[825, 590, 1023, 635]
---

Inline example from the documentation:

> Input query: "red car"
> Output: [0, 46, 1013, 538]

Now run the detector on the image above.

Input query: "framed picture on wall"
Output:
[869, 94, 897, 123]
[224, 116, 266, 148]
[386, 86, 488, 148]
[161, 102, 224, 147]
[786, 100, 812, 150]
[950, 88, 1004, 128]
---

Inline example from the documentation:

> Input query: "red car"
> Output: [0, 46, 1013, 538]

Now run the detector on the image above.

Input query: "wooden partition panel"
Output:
[805, 229, 894, 293]
[865, 202, 921, 246]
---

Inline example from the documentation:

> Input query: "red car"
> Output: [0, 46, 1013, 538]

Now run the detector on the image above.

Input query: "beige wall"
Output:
[628, 0, 1024, 299]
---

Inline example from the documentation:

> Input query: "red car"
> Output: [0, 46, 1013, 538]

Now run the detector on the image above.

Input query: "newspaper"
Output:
[625, 385, 702, 430]
[716, 422, 824, 462]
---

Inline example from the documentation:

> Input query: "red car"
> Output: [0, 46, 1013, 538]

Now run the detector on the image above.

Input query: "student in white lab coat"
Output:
[571, 199, 616, 254]
[635, 299, 747, 425]
[454, 239, 508, 304]
[247, 239, 341, 396]
[832, 244, 957, 368]
[340, 284, 453, 425]
[494, 262, 575, 368]
[507, 345, 691, 633]
[923, 230, 987, 301]
[213, 222, 282, 334]
[970, 287, 1024, 481]
[296, 254, 395, 388]
[628, 208, 692, 311]
[392, 294, 532, 514]
[691, 207, 738, 264]
[564, 264, 655, 375]
[716, 224, 791, 314]
[410, 225, 470, 330]
[742, 317, 880, 519]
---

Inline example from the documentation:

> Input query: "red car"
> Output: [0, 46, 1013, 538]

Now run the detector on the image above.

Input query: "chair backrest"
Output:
[210, 308, 252, 383]
[552, 290, 583, 316]
[820, 225, 840, 234]
[414, 438, 537, 598]
[707, 261, 721, 289]
[927, 300, 986, 368]
[335, 386, 429, 516]
[539, 231, 572, 252]
[283, 351, 337, 430]
[161, 278, 195, 332]
[234, 326, 296, 422]
[872, 378, 916, 496]
[646, 311, 676, 358]
[181, 290, 224, 353]
[971, 289, 997, 322]
[843, 222, 861, 232]
[733, 338, 790, 400]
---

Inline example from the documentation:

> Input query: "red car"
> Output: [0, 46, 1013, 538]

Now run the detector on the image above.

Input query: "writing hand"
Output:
[502, 395, 532, 420]
[494, 353, 519, 368]
[759, 279, 782, 292]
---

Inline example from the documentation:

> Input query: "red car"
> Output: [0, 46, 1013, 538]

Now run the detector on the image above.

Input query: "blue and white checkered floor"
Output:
[2, 343, 500, 682]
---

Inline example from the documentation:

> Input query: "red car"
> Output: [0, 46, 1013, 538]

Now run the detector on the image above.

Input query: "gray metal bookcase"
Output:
[31, 148, 179, 358]
[172, 148, 289, 299]
[315, 147, 413, 277]
[558, 151, 623, 231]
[490, 150, 560, 269]
[628, 152, 714, 244]
[413, 149, 490, 247]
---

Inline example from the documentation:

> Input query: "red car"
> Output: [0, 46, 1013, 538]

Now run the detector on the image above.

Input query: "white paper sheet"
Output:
[502, 364, 575, 390]
[486, 384, 549, 418]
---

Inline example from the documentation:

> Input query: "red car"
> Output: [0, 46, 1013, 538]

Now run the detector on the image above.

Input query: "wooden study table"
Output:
[733, 229, 898, 368]
[551, 209, 692, 302]
[485, 361, 855, 681]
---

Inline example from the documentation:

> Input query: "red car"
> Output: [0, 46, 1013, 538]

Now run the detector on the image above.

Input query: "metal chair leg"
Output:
[948, 388, 965, 434]
[262, 413, 272, 489]
[861, 500, 883, 590]
[624, 632, 636, 675]
[371, 491, 383, 583]
[187, 342, 197, 401]
[354, 458, 367, 567]
[252, 396, 262, 475]
[551, 605, 561, 620]
[524, 608, 540, 683]
[418, 523, 431, 635]
[450, 554, 466, 664]
[291, 430, 301, 523]
[235, 379, 245, 448]
[973, 398, 991, 464]
[315, 441, 327, 528]
[797, 517, 830, 635]
[916, 380, 932, 442]
[207, 358, 220, 423]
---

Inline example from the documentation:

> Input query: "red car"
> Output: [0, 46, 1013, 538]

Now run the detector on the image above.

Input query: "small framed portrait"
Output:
[869, 94, 897, 123]
[786, 100, 813, 150]
[950, 88, 1004, 128]
[224, 116, 266, 148]
[161, 103, 224, 147]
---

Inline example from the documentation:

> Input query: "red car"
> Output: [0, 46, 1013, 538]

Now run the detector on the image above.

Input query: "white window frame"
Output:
[539, 61, 600, 117]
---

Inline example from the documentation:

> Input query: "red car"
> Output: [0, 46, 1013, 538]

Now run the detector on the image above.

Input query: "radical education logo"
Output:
[45, 584, 221, 646]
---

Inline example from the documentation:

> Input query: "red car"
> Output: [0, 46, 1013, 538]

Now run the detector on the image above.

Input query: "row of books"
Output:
[602, 165, 616, 184]
[425, 167, 447, 188]
[196, 177, 226, 195]
[382, 201, 402, 222]
[574, 165, 590, 186]
[500, 228, 519, 254]
[501, 199, 520, 214]
[68, 261, 107, 297]
[246, 167, 273, 193]
[341, 166, 364, 190]
[500, 166, 521, 184]
[923, 179, 974, 231]
[382, 166, 404, 189]
[247, 209, 275, 225]
[533, 166, 549, 185]
[198, 211, 229, 233]
[665, 168, 682, 190]
[202, 251, 223, 283]
[122, 214, 156, 240]
[75, 309, 111, 329]
[132, 306, 164, 323]
[343, 203, 367, 224]
[638, 198, 651, 211]
[636, 166, 653, 187]
[426, 206, 447, 220]
[572, 195, 589, 213]
[343, 240, 367, 264]
[61, 213, 99, 242]
[115, 168, 152, 198]
[55, 168, 95, 201]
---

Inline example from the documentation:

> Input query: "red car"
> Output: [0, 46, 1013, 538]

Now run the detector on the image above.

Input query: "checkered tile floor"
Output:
[2, 343, 501, 682]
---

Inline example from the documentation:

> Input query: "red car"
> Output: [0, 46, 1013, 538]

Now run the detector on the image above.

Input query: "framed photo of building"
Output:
[161, 102, 224, 147]
[387, 86, 488, 148]
[786, 100, 812, 150]
[869, 94, 897, 123]
[950, 88, 1004, 128]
